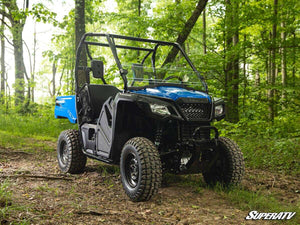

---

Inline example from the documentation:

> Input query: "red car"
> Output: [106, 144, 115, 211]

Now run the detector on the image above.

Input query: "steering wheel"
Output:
[163, 75, 183, 82]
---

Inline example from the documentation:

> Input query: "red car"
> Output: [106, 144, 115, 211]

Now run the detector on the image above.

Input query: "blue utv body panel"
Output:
[130, 86, 211, 102]
[54, 95, 77, 123]
[54, 87, 210, 124]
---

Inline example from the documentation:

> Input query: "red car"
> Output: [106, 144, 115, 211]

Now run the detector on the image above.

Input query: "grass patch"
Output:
[236, 136, 300, 175]
[0, 180, 11, 208]
[163, 173, 204, 186]
[0, 107, 298, 175]
[0, 110, 76, 155]
[0, 180, 56, 224]
[0, 111, 76, 140]
[165, 173, 299, 224]
[214, 117, 300, 176]
[97, 163, 120, 176]
[215, 185, 300, 224]
[0, 180, 31, 225]
[0, 130, 55, 152]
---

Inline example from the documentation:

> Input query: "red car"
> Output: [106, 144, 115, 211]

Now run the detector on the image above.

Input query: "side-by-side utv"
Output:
[54, 33, 245, 202]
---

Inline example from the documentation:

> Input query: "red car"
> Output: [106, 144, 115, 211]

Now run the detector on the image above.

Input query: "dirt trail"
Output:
[0, 144, 299, 224]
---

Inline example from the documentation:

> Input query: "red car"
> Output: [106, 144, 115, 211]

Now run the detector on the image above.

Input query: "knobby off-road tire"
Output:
[57, 129, 87, 174]
[120, 137, 162, 202]
[202, 137, 245, 186]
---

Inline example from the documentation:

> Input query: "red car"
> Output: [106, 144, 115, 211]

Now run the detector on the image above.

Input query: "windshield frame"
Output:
[75, 33, 208, 93]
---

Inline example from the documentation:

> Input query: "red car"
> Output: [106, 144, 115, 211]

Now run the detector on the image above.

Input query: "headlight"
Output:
[215, 105, 224, 117]
[150, 104, 170, 115]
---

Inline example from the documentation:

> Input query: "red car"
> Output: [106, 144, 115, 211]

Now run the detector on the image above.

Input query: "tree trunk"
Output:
[255, 69, 260, 87]
[0, 10, 5, 104]
[223, 19, 228, 105]
[32, 24, 36, 102]
[138, 0, 141, 16]
[267, 32, 271, 84]
[71, 57, 75, 94]
[22, 41, 31, 102]
[281, 21, 286, 102]
[268, 0, 278, 122]
[292, 30, 296, 86]
[242, 34, 247, 110]
[57, 63, 66, 96]
[75, 0, 86, 66]
[5, 75, 10, 110]
[203, 8, 206, 55]
[137, 0, 141, 60]
[12, 22, 25, 106]
[224, 0, 239, 123]
[161, 0, 208, 70]
[231, 0, 239, 123]
[52, 61, 57, 97]
[1, 0, 28, 106]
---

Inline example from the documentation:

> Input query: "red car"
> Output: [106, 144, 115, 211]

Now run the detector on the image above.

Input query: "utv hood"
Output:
[130, 86, 211, 102]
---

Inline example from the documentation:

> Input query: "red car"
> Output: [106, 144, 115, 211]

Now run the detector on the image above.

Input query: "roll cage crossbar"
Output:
[75, 33, 208, 93]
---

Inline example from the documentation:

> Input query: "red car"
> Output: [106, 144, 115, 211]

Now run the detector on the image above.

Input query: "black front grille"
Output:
[178, 103, 211, 121]
[180, 123, 210, 140]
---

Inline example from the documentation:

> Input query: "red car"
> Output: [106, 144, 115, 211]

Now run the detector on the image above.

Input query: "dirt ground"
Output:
[0, 142, 299, 225]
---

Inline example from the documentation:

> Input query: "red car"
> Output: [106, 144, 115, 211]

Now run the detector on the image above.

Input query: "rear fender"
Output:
[54, 95, 77, 123]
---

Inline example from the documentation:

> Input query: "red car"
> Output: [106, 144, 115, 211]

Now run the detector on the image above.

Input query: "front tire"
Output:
[57, 129, 87, 174]
[202, 137, 245, 186]
[120, 137, 162, 202]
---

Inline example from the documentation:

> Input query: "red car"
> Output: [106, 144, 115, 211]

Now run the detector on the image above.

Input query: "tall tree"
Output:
[0, 7, 4, 104]
[268, 0, 278, 122]
[75, 0, 86, 65]
[281, 20, 286, 102]
[0, 0, 28, 105]
[291, 28, 296, 86]
[50, 60, 57, 98]
[161, 0, 208, 70]
[202, 8, 206, 55]
[224, 0, 239, 123]
[231, 0, 239, 122]
[32, 24, 36, 102]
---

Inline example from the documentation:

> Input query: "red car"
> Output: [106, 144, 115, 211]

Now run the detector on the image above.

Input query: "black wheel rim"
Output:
[124, 153, 139, 188]
[59, 140, 68, 165]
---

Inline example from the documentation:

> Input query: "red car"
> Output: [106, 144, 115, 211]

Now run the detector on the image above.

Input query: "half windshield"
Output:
[119, 42, 207, 91]
[124, 64, 205, 91]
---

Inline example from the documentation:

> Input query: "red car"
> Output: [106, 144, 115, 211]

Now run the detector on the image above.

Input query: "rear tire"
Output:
[57, 129, 87, 174]
[120, 137, 162, 202]
[202, 137, 244, 186]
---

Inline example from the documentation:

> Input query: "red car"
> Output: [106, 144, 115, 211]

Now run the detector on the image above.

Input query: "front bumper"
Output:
[180, 125, 219, 148]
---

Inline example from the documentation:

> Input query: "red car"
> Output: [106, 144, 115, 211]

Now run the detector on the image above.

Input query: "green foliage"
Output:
[162, 173, 299, 223]
[0, 180, 11, 206]
[0, 104, 76, 140]
[0, 180, 32, 225]
[0, 180, 12, 223]
[214, 109, 300, 175]
[31, 3, 58, 25]
[216, 186, 300, 225]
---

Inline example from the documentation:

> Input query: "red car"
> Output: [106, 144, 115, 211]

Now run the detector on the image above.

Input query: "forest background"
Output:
[0, 0, 299, 223]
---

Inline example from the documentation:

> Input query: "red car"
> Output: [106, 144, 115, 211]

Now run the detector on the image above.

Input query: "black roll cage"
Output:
[75, 33, 208, 93]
